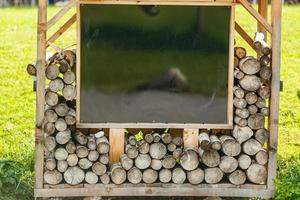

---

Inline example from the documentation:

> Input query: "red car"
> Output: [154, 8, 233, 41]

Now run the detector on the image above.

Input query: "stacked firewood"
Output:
[110, 131, 197, 184]
[44, 130, 111, 185]
[198, 130, 268, 185]
[37, 50, 110, 185]
[108, 129, 267, 185]
[27, 43, 271, 186]
[230, 34, 271, 185]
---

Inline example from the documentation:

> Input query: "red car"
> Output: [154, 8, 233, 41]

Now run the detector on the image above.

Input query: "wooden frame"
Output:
[75, 1, 235, 129]
[36, 183, 274, 198]
[34, 0, 281, 198]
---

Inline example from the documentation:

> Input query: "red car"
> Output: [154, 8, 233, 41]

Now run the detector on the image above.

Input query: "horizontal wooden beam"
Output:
[35, 184, 272, 198]
[47, 14, 77, 48]
[79, 0, 233, 6]
[47, 0, 77, 30]
[235, 22, 256, 52]
[76, 123, 233, 129]
[238, 0, 272, 34]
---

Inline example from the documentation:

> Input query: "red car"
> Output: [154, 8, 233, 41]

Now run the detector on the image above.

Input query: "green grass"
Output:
[0, 5, 299, 199]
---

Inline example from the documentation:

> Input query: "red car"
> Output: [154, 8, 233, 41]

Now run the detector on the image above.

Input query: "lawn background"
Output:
[0, 4, 299, 200]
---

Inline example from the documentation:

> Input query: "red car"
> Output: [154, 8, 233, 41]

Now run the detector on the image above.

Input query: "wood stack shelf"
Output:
[33, 0, 282, 198]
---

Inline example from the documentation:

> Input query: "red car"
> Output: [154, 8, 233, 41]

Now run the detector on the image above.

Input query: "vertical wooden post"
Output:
[183, 129, 199, 149]
[227, 5, 235, 126]
[258, 0, 268, 40]
[257, 0, 268, 58]
[109, 128, 125, 164]
[35, 0, 47, 190]
[267, 0, 282, 192]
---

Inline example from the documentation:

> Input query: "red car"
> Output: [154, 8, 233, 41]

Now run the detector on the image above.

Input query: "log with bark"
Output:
[204, 168, 223, 184]
[233, 87, 245, 98]
[85, 171, 99, 184]
[255, 149, 268, 165]
[198, 132, 210, 150]
[26, 63, 36, 76]
[234, 47, 246, 59]
[159, 169, 172, 183]
[46, 65, 60, 80]
[187, 168, 204, 184]
[232, 125, 253, 143]
[120, 154, 133, 171]
[64, 166, 85, 185]
[45, 109, 58, 123]
[143, 169, 158, 184]
[239, 75, 261, 91]
[149, 143, 167, 159]
[63, 71, 76, 85]
[219, 156, 238, 173]
[125, 145, 139, 159]
[49, 78, 64, 93]
[110, 164, 126, 184]
[238, 154, 252, 170]
[127, 167, 142, 184]
[242, 139, 262, 155]
[180, 149, 199, 171]
[255, 128, 269, 145]
[172, 168, 186, 184]
[92, 162, 107, 176]
[44, 170, 63, 185]
[246, 164, 267, 184]
[239, 56, 261, 75]
[55, 129, 71, 145]
[248, 114, 265, 130]
[199, 149, 220, 168]
[135, 154, 151, 170]
[228, 170, 246, 185]
[220, 135, 241, 157]
[209, 135, 221, 151]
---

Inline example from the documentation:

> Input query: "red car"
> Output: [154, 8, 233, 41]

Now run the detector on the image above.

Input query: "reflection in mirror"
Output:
[80, 4, 231, 124]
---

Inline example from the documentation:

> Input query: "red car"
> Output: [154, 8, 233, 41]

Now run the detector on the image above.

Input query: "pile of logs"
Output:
[111, 131, 194, 184]
[38, 50, 111, 185]
[27, 42, 271, 186]
[44, 130, 111, 185]
[109, 129, 267, 185]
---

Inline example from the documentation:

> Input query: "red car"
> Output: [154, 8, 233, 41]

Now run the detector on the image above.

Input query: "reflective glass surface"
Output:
[80, 4, 231, 123]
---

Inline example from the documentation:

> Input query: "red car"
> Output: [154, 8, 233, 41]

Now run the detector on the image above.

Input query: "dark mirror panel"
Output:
[80, 4, 231, 124]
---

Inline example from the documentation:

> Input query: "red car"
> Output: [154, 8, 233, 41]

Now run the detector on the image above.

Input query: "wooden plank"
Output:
[109, 129, 125, 164]
[47, 0, 77, 30]
[76, 123, 233, 129]
[35, 0, 47, 190]
[235, 22, 256, 51]
[79, 0, 233, 6]
[257, 0, 268, 40]
[76, 3, 81, 124]
[257, 0, 268, 58]
[46, 14, 77, 48]
[267, 0, 282, 191]
[35, 185, 274, 198]
[183, 129, 199, 149]
[35, 129, 44, 189]
[238, 0, 272, 34]
[44, 184, 84, 189]
[83, 183, 267, 189]
[227, 5, 235, 127]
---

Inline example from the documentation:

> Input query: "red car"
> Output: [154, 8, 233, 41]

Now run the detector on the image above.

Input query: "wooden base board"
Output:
[36, 184, 273, 198]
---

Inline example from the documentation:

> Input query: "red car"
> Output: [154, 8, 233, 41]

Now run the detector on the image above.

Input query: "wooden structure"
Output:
[34, 0, 282, 198]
